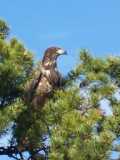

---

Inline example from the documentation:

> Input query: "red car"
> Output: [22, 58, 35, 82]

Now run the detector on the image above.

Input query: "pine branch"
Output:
[0, 146, 19, 155]
[0, 145, 49, 160]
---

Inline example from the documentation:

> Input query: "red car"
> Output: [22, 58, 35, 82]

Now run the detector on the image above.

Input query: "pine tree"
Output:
[0, 19, 120, 160]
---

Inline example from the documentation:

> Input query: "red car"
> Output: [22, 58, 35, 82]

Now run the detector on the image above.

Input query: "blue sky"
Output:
[1, 0, 120, 74]
[1, 0, 120, 159]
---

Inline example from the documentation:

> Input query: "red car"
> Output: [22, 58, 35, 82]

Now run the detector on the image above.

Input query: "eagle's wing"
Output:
[23, 62, 42, 103]
[30, 70, 61, 108]
[48, 69, 62, 87]
[23, 63, 63, 108]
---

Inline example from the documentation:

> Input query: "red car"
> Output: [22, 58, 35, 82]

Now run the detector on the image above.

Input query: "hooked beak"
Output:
[57, 49, 67, 55]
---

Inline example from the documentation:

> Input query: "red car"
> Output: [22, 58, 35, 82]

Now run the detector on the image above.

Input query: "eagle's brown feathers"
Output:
[24, 47, 67, 109]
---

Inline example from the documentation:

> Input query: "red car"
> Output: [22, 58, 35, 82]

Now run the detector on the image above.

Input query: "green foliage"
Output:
[0, 19, 9, 39]
[0, 37, 33, 107]
[44, 90, 113, 160]
[1, 19, 120, 160]
[0, 20, 33, 138]
[0, 99, 26, 136]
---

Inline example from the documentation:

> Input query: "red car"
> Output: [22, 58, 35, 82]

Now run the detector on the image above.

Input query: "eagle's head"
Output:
[42, 47, 67, 68]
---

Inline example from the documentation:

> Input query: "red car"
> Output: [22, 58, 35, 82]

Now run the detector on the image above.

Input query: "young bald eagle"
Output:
[24, 47, 67, 108]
